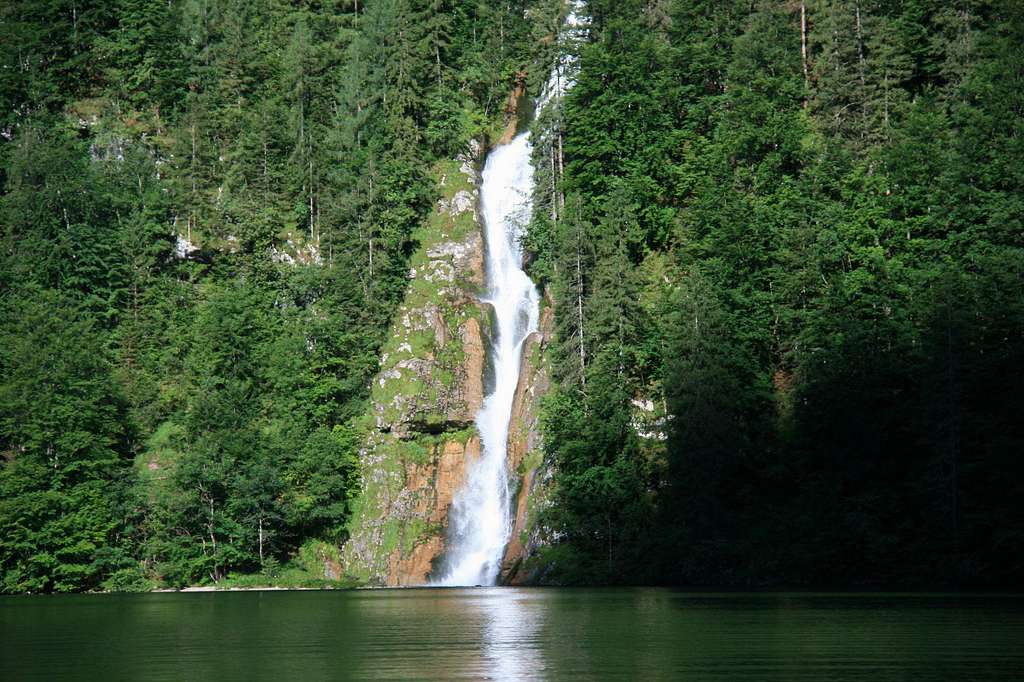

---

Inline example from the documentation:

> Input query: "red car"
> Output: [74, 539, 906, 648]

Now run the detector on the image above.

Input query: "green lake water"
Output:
[2, 589, 1022, 680]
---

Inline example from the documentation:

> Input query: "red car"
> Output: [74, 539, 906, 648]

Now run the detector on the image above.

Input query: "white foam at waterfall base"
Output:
[437, 132, 539, 587]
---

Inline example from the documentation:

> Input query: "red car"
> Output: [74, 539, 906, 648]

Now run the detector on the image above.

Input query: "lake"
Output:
[2, 589, 1022, 680]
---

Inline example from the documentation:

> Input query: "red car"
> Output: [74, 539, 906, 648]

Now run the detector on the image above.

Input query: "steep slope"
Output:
[340, 136, 557, 586]
[339, 143, 490, 586]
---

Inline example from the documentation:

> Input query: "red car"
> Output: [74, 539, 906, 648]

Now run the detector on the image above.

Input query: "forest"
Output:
[0, 0, 557, 591]
[527, 0, 1024, 587]
[1, 0, 1022, 592]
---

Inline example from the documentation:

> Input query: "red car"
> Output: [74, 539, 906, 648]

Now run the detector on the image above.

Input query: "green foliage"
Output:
[530, 0, 1024, 588]
[7, 0, 1018, 592]
[0, 0, 547, 591]
[0, 291, 132, 592]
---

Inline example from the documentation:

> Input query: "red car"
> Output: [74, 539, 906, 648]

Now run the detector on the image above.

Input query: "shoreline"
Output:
[155, 585, 329, 593]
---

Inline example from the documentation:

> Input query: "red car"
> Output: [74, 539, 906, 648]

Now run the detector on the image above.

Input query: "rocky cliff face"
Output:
[340, 142, 490, 586]
[340, 136, 555, 587]
[499, 301, 555, 585]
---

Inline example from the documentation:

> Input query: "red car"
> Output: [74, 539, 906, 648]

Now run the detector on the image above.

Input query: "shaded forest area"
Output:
[0, 0, 557, 592]
[527, 0, 1024, 588]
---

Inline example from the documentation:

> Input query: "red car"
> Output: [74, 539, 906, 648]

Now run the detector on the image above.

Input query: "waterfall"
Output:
[437, 132, 538, 587]
[436, 5, 585, 587]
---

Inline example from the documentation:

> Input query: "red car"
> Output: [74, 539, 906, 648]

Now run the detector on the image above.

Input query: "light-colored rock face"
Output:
[461, 317, 486, 418]
[340, 144, 493, 586]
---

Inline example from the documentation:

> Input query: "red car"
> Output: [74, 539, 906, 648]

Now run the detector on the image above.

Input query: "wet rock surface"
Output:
[500, 301, 555, 585]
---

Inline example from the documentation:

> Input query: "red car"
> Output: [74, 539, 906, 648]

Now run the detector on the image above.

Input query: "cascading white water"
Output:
[436, 3, 586, 587]
[438, 132, 539, 587]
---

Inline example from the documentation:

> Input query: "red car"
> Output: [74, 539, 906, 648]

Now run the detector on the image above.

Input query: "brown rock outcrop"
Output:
[497, 72, 528, 145]
[460, 317, 486, 422]
[384, 436, 481, 586]
[499, 300, 554, 584]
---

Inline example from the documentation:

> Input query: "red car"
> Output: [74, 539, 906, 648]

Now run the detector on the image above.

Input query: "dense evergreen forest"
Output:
[527, 0, 1024, 587]
[1, 0, 1022, 593]
[0, 0, 558, 592]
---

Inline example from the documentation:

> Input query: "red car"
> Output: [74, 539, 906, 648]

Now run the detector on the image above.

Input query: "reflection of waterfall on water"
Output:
[436, 4, 586, 588]
[480, 588, 546, 679]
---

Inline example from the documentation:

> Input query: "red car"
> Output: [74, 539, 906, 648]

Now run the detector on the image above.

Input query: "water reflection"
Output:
[3, 589, 1023, 680]
[479, 588, 545, 680]
[343, 588, 548, 679]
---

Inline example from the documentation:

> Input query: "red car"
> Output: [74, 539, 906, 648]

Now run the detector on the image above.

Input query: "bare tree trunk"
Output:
[576, 218, 586, 387]
[855, 1, 868, 137]
[262, 138, 269, 208]
[368, 175, 375, 277]
[190, 122, 197, 241]
[436, 44, 442, 88]
[557, 129, 565, 210]
[200, 490, 218, 581]
[208, 499, 216, 556]
[258, 517, 265, 564]
[883, 68, 890, 133]
[800, 2, 809, 105]
[56, 189, 70, 231]
[550, 144, 557, 222]
[854, 3, 866, 84]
